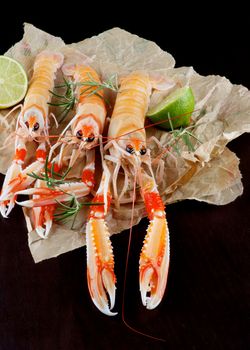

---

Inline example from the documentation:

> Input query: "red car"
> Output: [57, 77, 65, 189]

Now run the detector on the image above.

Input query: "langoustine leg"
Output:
[86, 160, 117, 315]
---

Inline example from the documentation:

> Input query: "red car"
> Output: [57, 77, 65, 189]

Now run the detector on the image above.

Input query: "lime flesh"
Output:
[0, 56, 28, 109]
[147, 86, 195, 130]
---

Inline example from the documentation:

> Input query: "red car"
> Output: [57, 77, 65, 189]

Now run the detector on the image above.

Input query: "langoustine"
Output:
[0, 51, 63, 231]
[86, 72, 172, 315]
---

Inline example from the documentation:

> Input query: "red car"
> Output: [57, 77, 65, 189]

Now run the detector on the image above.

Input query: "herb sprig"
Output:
[54, 196, 83, 222]
[166, 113, 202, 155]
[48, 76, 77, 123]
[54, 197, 104, 229]
[27, 157, 72, 188]
[49, 73, 118, 123]
[27, 157, 103, 228]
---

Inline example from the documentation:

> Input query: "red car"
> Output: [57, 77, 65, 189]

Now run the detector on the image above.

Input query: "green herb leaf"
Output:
[49, 73, 118, 123]
[27, 157, 71, 189]
[162, 120, 202, 157]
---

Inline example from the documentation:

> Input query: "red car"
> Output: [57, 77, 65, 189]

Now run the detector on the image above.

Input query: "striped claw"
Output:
[86, 217, 117, 316]
[139, 191, 170, 310]
[0, 160, 44, 217]
[33, 205, 55, 239]
[0, 197, 16, 218]
[86, 188, 117, 316]
[30, 180, 55, 239]
[16, 182, 90, 207]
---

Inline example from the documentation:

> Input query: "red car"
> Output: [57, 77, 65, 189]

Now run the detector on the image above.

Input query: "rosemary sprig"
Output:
[49, 73, 118, 122]
[54, 196, 104, 229]
[48, 76, 77, 123]
[71, 72, 118, 107]
[54, 73, 118, 93]
[54, 196, 82, 226]
[80, 72, 118, 94]
[27, 157, 71, 188]
[27, 157, 104, 228]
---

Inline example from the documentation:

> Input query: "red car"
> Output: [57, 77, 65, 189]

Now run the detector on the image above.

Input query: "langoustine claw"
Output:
[139, 174, 170, 309]
[0, 158, 45, 217]
[86, 167, 117, 316]
[16, 182, 90, 207]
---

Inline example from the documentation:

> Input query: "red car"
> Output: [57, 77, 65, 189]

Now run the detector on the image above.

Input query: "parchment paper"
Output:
[1, 23, 249, 263]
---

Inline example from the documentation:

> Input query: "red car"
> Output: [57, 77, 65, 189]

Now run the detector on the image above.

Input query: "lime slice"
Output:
[0, 56, 28, 109]
[147, 86, 195, 130]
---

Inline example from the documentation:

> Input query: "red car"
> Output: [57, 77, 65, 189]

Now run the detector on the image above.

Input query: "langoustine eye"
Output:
[76, 130, 83, 139]
[126, 144, 135, 154]
[33, 122, 39, 131]
[140, 146, 147, 155]
[85, 133, 95, 142]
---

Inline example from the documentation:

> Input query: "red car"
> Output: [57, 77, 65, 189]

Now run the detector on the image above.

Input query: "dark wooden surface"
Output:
[0, 7, 249, 350]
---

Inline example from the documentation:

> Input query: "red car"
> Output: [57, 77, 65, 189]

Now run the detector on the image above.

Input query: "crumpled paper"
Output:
[1, 23, 249, 263]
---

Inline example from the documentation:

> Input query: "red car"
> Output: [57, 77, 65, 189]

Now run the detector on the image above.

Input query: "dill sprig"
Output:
[49, 73, 118, 122]
[166, 113, 202, 155]
[27, 157, 71, 188]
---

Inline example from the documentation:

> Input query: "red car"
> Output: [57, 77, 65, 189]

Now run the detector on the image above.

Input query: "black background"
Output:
[0, 5, 249, 350]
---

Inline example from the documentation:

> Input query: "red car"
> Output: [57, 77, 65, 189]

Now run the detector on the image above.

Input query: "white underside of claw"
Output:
[34, 218, 52, 239]
[0, 163, 21, 202]
[88, 268, 117, 316]
[0, 198, 15, 218]
[0, 160, 44, 215]
[0, 160, 43, 217]
[35, 224, 51, 239]
[86, 218, 117, 316]
[30, 181, 54, 239]
[139, 215, 170, 310]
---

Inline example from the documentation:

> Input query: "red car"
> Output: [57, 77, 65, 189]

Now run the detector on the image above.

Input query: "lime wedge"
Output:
[0, 56, 28, 109]
[147, 86, 195, 130]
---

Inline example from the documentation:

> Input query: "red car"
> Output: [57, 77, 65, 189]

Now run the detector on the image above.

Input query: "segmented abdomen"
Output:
[70, 65, 106, 131]
[23, 51, 63, 116]
[108, 72, 151, 138]
[75, 66, 105, 107]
